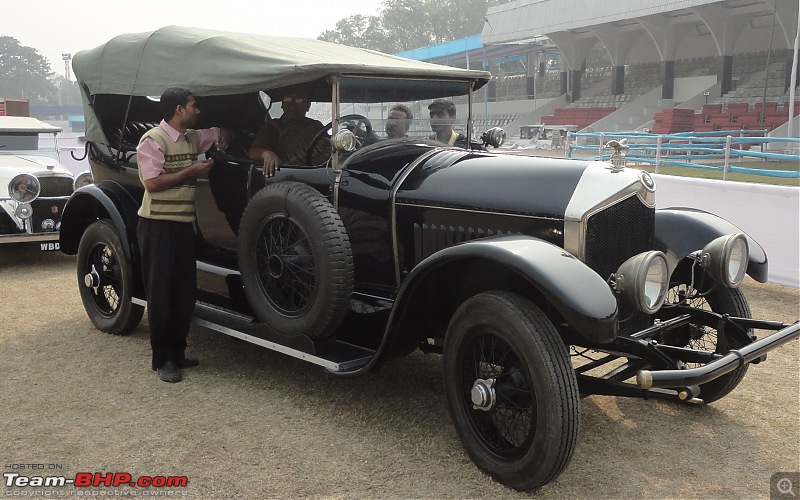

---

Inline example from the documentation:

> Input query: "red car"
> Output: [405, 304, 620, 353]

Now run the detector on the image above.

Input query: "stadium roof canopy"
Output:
[483, 0, 797, 68]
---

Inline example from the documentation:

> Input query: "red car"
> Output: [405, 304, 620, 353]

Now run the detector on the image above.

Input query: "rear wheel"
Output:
[77, 220, 143, 334]
[662, 269, 753, 403]
[443, 291, 579, 491]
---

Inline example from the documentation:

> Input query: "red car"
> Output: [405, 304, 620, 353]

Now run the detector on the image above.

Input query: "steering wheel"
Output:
[306, 114, 373, 165]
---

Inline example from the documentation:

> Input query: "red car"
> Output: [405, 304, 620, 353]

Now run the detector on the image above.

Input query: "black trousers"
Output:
[137, 217, 197, 370]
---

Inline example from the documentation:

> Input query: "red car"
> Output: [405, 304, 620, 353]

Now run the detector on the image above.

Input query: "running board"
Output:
[132, 298, 374, 373]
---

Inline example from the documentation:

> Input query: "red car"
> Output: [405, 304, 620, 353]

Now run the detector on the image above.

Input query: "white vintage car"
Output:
[0, 116, 91, 250]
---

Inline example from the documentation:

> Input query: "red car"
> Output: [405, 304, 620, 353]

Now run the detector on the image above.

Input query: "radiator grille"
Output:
[38, 177, 74, 198]
[585, 195, 654, 281]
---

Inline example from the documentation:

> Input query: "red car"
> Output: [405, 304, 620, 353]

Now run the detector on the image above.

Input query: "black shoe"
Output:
[177, 357, 199, 368]
[157, 362, 183, 383]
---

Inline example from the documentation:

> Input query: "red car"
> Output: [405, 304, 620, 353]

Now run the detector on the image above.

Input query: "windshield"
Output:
[337, 76, 473, 144]
[0, 132, 58, 154]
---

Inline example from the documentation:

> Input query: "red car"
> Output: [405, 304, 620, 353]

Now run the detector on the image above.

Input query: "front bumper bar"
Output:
[637, 320, 800, 389]
[0, 232, 59, 244]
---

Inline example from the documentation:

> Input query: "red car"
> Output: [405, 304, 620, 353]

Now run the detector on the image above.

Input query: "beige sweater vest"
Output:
[137, 126, 201, 223]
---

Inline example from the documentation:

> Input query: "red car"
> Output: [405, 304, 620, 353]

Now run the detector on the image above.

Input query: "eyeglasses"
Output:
[282, 96, 308, 104]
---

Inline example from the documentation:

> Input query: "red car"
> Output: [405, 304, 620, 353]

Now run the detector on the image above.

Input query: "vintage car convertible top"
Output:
[61, 26, 799, 491]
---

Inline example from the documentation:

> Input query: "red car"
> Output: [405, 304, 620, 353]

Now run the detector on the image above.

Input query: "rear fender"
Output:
[378, 235, 619, 361]
[655, 208, 768, 282]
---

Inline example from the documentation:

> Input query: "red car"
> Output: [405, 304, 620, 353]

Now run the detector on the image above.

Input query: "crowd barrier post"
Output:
[723, 135, 732, 181]
[655, 135, 662, 174]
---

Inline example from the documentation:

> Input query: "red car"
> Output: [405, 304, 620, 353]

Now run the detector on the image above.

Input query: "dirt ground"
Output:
[1, 245, 798, 499]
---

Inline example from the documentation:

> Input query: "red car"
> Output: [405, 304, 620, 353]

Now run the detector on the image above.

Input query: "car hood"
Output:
[0, 154, 73, 198]
[0, 154, 72, 178]
[396, 151, 600, 219]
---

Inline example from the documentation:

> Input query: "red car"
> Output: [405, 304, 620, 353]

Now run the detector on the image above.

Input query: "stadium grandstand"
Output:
[397, 0, 799, 139]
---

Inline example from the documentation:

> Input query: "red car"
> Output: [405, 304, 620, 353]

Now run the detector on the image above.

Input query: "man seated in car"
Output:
[428, 99, 467, 147]
[385, 104, 413, 139]
[247, 85, 324, 176]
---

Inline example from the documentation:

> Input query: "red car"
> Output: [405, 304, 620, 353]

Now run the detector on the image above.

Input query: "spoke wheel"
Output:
[661, 268, 753, 403]
[443, 291, 579, 491]
[77, 220, 143, 334]
[239, 182, 353, 339]
[255, 214, 316, 315]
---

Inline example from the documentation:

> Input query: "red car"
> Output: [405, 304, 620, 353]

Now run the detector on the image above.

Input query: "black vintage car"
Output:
[60, 27, 798, 491]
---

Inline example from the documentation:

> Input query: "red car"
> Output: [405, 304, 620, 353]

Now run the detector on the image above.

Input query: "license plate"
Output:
[39, 242, 61, 251]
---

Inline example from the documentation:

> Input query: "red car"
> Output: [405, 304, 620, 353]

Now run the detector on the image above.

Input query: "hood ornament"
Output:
[604, 138, 628, 171]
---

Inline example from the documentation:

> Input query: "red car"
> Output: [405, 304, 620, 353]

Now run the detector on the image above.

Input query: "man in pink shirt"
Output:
[136, 87, 232, 383]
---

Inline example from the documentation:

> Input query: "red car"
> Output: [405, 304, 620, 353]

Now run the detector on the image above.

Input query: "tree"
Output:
[318, 0, 505, 53]
[0, 37, 58, 105]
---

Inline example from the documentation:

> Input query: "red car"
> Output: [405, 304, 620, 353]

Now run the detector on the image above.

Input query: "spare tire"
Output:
[238, 182, 353, 339]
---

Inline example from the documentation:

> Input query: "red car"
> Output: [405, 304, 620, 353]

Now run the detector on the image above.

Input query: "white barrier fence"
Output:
[654, 174, 799, 287]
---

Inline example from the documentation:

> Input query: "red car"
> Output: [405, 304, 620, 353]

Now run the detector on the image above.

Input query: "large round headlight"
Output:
[9, 173, 41, 202]
[481, 127, 506, 148]
[613, 251, 669, 314]
[73, 171, 94, 190]
[331, 129, 357, 152]
[700, 233, 749, 287]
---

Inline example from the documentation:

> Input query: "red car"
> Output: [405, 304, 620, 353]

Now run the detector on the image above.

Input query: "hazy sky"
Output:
[7, 0, 384, 80]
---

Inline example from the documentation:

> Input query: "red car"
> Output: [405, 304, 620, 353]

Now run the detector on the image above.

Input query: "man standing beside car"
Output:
[136, 87, 231, 383]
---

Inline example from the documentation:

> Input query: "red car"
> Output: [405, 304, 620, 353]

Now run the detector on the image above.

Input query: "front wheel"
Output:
[443, 291, 579, 491]
[76, 220, 144, 334]
[661, 269, 753, 403]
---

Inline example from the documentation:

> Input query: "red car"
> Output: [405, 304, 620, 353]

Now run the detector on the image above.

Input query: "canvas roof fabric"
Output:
[73, 26, 491, 98]
[0, 116, 62, 133]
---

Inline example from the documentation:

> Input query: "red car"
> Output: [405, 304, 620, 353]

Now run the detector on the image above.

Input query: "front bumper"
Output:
[0, 232, 60, 244]
[637, 319, 800, 390]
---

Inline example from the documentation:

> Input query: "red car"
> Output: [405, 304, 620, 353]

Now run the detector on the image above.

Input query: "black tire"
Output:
[443, 291, 580, 491]
[76, 220, 144, 335]
[662, 270, 753, 404]
[238, 182, 353, 339]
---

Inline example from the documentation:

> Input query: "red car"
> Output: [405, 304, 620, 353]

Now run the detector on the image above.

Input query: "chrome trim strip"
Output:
[390, 148, 443, 286]
[196, 260, 240, 277]
[192, 317, 356, 371]
[0, 233, 59, 243]
[394, 202, 563, 221]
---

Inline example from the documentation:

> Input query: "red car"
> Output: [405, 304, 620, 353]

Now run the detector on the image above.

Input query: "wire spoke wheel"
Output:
[443, 291, 579, 491]
[238, 182, 353, 340]
[461, 332, 536, 458]
[255, 215, 316, 315]
[661, 269, 753, 403]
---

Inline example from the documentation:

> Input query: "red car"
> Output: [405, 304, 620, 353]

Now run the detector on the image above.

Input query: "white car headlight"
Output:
[613, 251, 669, 314]
[73, 171, 94, 190]
[14, 202, 33, 220]
[331, 129, 357, 152]
[9, 173, 41, 202]
[700, 233, 749, 287]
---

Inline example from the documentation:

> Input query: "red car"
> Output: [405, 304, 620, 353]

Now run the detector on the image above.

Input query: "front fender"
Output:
[392, 235, 616, 346]
[60, 181, 141, 258]
[655, 208, 768, 282]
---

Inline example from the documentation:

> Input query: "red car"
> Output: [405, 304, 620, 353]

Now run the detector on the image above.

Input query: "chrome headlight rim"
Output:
[14, 202, 33, 220]
[701, 233, 749, 288]
[331, 129, 357, 152]
[613, 251, 669, 314]
[73, 171, 94, 191]
[9, 173, 41, 203]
